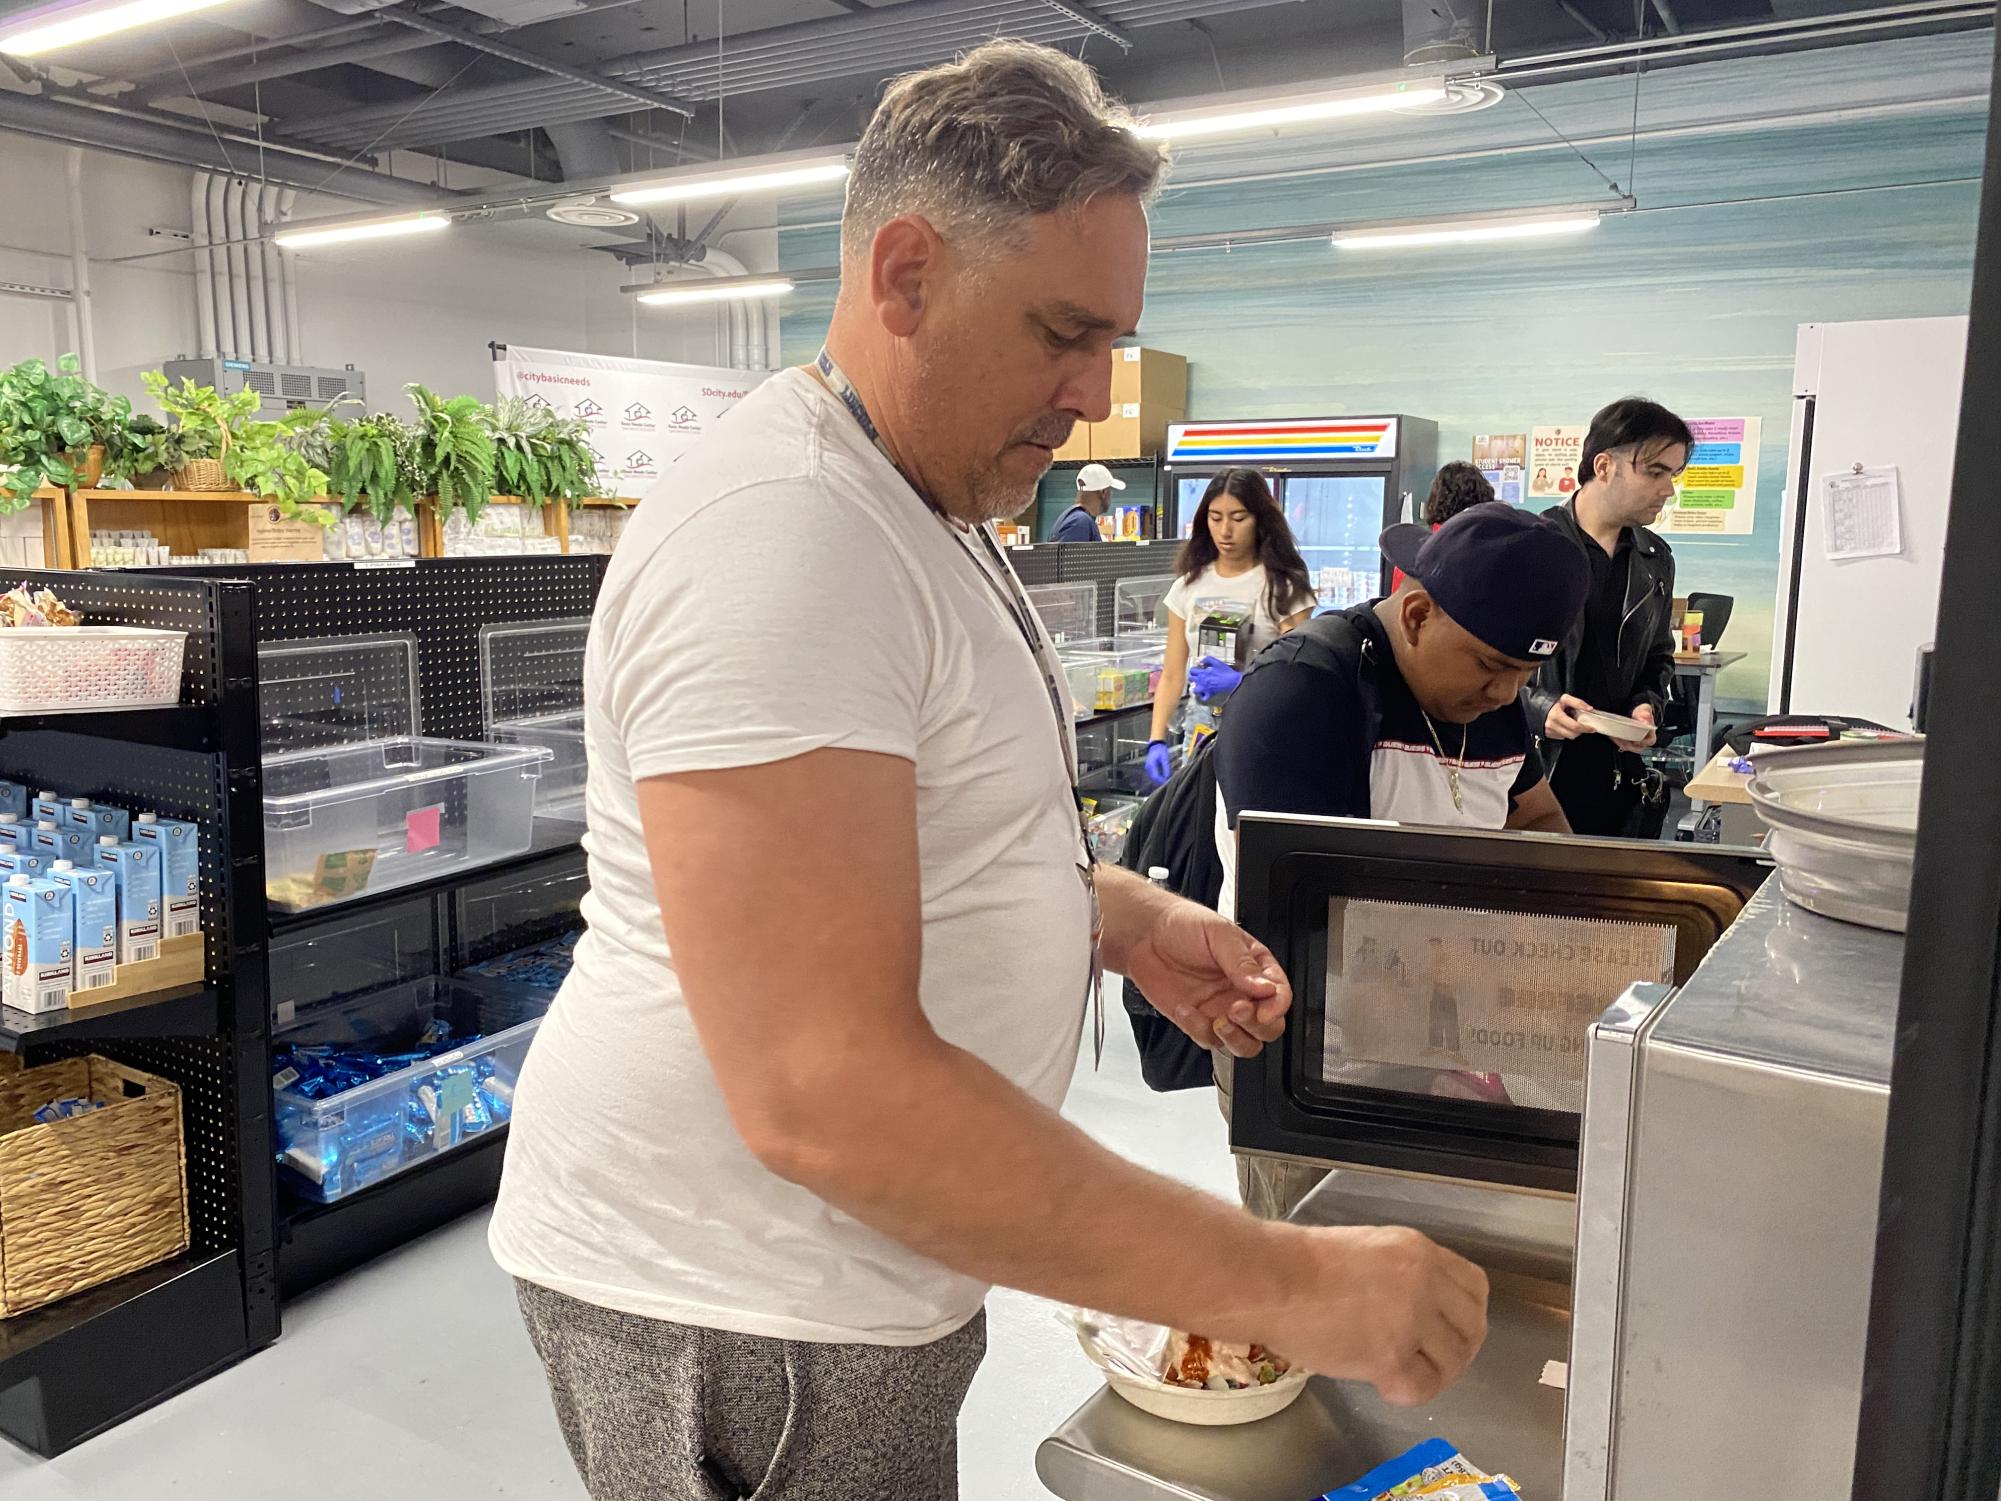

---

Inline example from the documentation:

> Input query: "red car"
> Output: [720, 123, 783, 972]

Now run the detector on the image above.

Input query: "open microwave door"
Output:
[1230, 815, 1771, 1192]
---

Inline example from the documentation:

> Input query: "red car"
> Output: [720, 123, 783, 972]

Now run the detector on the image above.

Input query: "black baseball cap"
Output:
[1381, 506, 1589, 662]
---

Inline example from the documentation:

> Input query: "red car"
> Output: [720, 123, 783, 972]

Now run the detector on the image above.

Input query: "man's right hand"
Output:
[1273, 1223, 1490, 1406]
[1544, 693, 1594, 742]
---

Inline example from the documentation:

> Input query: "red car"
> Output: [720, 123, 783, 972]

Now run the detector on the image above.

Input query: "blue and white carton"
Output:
[3, 874, 73, 1014]
[133, 812, 201, 939]
[0, 821, 31, 854]
[31, 819, 92, 867]
[29, 790, 63, 825]
[95, 836, 161, 966]
[0, 846, 46, 881]
[64, 798, 131, 846]
[48, 860, 117, 993]
[0, 781, 25, 822]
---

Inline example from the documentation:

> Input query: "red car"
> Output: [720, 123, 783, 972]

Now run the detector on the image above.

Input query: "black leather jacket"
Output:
[1525, 501, 1677, 764]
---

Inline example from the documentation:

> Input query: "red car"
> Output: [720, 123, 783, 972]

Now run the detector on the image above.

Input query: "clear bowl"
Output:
[1747, 739, 1922, 932]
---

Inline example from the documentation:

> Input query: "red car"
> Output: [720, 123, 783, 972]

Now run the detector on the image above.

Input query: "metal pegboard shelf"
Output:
[1, 984, 218, 1053]
[0, 567, 274, 1459]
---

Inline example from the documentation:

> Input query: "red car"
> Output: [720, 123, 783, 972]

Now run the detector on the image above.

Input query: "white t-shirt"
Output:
[1162, 563, 1313, 662]
[489, 367, 1093, 1346]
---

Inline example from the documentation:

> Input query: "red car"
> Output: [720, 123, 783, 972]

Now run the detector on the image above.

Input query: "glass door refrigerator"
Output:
[1164, 414, 1438, 611]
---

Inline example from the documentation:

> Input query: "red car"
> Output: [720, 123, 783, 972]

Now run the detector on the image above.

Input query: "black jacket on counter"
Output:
[1525, 500, 1677, 769]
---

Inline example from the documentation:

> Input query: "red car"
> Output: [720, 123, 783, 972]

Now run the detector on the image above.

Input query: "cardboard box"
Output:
[1110, 347, 1189, 410]
[1091, 402, 1182, 460]
[1053, 423, 1092, 463]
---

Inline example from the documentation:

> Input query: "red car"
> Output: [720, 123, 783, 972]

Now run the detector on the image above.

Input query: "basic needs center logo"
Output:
[620, 401, 655, 432]
[667, 404, 701, 434]
[574, 397, 606, 424]
[623, 447, 659, 481]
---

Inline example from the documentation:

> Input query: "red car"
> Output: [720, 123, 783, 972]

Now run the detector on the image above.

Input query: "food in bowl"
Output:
[1163, 1332, 1292, 1390]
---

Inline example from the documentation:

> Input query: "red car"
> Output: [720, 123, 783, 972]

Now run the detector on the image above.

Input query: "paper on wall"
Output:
[1823, 467, 1904, 561]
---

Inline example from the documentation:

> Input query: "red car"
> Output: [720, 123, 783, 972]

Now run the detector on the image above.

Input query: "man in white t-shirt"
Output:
[491, 41, 1488, 1501]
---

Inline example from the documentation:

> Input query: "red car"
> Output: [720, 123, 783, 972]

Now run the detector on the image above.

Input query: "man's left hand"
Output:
[1125, 900, 1291, 1058]
[1615, 702, 1659, 752]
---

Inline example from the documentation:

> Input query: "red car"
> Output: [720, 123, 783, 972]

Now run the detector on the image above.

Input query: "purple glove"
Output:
[1144, 740, 1174, 787]
[1189, 655, 1244, 702]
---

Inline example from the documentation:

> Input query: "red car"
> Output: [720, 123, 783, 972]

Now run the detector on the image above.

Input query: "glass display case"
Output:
[259, 635, 548, 912]
[479, 618, 589, 826]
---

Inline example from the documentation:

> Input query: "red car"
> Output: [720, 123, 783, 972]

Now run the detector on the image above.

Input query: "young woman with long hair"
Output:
[1143, 468, 1316, 784]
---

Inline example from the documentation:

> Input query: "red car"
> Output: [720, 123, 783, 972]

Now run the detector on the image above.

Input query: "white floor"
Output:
[0, 1010, 1239, 1499]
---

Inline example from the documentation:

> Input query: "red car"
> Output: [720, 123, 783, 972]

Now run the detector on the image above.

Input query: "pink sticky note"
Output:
[405, 805, 443, 855]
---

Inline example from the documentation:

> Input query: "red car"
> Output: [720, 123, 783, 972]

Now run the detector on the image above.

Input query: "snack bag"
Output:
[1319, 1439, 1517, 1500]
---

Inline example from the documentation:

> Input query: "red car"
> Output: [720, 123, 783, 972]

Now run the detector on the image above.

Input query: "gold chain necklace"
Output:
[1421, 710, 1469, 814]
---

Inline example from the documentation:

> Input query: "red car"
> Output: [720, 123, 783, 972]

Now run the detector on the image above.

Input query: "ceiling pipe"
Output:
[206, 172, 237, 358]
[63, 149, 98, 386]
[223, 179, 255, 364]
[278, 187, 304, 366]
[377, 7, 698, 118]
[259, 182, 289, 363]
[1652, 0, 1684, 35]
[244, 182, 272, 363]
[293, 0, 1273, 150]
[190, 172, 218, 360]
[0, 90, 451, 204]
[543, 119, 624, 179]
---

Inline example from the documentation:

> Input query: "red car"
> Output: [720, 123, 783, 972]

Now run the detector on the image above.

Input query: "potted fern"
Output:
[406, 383, 496, 523]
[483, 398, 604, 509]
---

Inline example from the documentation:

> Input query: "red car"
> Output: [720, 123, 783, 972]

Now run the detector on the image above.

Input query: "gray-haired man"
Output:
[492, 41, 1488, 1500]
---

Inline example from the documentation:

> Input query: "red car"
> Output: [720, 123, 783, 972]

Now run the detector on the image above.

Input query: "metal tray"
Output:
[1747, 739, 1923, 932]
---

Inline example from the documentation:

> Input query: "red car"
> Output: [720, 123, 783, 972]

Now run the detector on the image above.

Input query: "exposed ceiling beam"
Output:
[1556, 0, 1615, 42]
[1038, 0, 1134, 49]
[146, 30, 440, 102]
[1651, 0, 1684, 35]
[377, 6, 699, 119]
[0, 88, 445, 204]
[115, 15, 385, 88]
[824, 0, 872, 9]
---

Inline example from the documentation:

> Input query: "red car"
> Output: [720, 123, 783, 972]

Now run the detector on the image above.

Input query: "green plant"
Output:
[230, 419, 332, 524]
[406, 383, 496, 522]
[0, 354, 137, 506]
[141, 371, 330, 524]
[327, 412, 422, 522]
[481, 397, 603, 508]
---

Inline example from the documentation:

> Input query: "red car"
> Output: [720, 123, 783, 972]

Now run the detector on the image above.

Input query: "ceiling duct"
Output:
[1402, 0, 1483, 63]
[544, 119, 623, 179]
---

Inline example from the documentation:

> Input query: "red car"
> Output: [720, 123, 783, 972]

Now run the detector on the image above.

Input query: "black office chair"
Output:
[1686, 592, 1734, 649]
[1654, 592, 1737, 776]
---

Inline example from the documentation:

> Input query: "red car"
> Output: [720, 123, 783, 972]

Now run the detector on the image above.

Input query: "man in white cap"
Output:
[1047, 461, 1125, 541]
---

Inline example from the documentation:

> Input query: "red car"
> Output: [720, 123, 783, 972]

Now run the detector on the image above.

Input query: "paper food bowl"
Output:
[1577, 707, 1652, 741]
[1074, 1327, 1311, 1427]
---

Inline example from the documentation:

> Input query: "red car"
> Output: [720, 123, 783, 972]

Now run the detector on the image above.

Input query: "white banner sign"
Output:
[493, 345, 768, 498]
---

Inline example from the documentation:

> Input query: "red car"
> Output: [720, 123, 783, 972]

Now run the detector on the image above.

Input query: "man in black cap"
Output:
[1210, 505, 1591, 1217]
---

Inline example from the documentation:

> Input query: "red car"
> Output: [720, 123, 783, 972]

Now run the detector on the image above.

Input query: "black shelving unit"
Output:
[0, 569, 276, 1458]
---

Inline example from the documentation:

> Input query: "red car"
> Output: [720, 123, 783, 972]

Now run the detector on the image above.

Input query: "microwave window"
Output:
[1322, 898, 1676, 1113]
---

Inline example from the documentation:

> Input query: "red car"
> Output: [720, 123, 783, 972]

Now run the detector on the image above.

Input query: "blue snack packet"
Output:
[1319, 1439, 1515, 1499]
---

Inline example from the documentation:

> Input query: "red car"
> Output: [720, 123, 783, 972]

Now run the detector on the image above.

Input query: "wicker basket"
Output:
[0, 1056, 189, 1318]
[173, 426, 231, 492]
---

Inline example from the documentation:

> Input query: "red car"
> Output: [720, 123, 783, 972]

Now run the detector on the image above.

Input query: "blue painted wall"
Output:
[781, 32, 1990, 708]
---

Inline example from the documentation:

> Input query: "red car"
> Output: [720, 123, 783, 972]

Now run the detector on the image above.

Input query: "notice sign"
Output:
[1324, 899, 1676, 1112]
[1529, 425, 1586, 501]
[1659, 416, 1762, 535]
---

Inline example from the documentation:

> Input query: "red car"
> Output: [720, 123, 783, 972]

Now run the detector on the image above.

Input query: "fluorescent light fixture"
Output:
[1134, 73, 1462, 142]
[634, 276, 796, 308]
[1332, 206, 1606, 250]
[273, 212, 452, 250]
[0, 0, 237, 56]
[610, 154, 850, 208]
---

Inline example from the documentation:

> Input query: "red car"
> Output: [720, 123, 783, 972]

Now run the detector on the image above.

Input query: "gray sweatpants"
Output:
[516, 1280, 987, 1501]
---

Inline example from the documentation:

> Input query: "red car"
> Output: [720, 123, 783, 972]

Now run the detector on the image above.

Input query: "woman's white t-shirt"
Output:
[1162, 563, 1314, 661]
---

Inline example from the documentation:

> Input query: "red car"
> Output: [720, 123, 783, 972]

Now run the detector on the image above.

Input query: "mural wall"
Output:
[782, 31, 1991, 708]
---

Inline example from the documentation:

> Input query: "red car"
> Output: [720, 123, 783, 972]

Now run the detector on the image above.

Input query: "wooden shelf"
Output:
[71, 489, 324, 565]
[418, 495, 567, 557]
[3, 486, 76, 569]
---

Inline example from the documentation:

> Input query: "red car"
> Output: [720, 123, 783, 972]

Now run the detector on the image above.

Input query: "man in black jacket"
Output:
[1526, 398, 1691, 836]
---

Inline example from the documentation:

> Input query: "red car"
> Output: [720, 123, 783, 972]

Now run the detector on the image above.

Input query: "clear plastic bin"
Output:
[260, 635, 550, 911]
[263, 737, 548, 911]
[1025, 581, 1099, 645]
[274, 976, 549, 1203]
[1113, 573, 1178, 640]
[480, 620, 589, 825]
[1056, 637, 1165, 718]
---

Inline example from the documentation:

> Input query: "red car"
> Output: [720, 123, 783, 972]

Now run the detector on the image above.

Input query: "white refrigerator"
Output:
[1772, 316, 1967, 727]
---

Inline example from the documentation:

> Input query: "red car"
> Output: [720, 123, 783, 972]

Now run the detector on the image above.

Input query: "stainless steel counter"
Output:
[1036, 1176, 1573, 1501]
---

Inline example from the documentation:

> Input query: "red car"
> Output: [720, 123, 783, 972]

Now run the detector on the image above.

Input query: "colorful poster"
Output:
[1472, 433, 1527, 470]
[1659, 416, 1762, 536]
[1529, 425, 1587, 500]
[1481, 468, 1527, 506]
